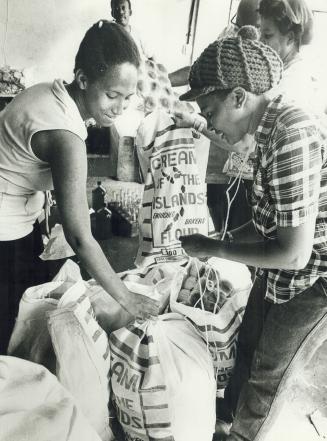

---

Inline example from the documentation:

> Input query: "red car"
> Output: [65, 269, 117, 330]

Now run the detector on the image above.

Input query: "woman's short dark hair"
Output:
[74, 20, 140, 82]
[111, 0, 132, 11]
[259, 0, 313, 48]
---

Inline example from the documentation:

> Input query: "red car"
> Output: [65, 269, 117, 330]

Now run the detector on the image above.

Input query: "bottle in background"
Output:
[95, 204, 112, 240]
[92, 181, 107, 211]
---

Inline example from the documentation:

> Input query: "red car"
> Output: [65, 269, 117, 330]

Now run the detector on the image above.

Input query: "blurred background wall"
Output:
[0, 0, 231, 84]
[0, 0, 325, 85]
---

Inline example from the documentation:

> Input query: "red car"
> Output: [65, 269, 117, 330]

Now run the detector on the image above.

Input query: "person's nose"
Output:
[112, 99, 124, 116]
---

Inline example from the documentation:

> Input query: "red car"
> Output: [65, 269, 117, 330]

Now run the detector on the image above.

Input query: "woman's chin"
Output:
[97, 117, 115, 128]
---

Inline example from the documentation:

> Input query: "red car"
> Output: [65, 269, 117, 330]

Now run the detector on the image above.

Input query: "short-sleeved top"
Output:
[0, 79, 87, 193]
[251, 95, 327, 303]
[0, 80, 87, 240]
[267, 53, 326, 116]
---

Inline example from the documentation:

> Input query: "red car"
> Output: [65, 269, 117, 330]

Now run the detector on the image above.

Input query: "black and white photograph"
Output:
[0, 1, 327, 440]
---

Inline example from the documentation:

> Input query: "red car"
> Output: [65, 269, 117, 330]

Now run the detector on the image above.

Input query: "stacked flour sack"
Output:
[171, 257, 252, 388]
[7, 256, 251, 441]
[109, 257, 252, 440]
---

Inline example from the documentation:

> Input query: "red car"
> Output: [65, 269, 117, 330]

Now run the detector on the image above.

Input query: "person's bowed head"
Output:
[72, 20, 140, 128]
[177, 25, 284, 255]
[70, 20, 160, 320]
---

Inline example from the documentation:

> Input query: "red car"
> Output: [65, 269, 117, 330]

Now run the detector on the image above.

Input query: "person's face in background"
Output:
[260, 17, 295, 62]
[77, 62, 138, 127]
[236, 0, 260, 28]
[111, 0, 131, 28]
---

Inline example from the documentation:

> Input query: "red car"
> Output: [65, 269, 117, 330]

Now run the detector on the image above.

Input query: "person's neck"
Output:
[118, 21, 131, 32]
[247, 94, 271, 135]
[65, 82, 89, 121]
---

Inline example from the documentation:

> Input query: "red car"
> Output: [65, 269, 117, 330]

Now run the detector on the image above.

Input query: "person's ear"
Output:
[231, 87, 247, 109]
[75, 69, 89, 90]
[286, 30, 295, 46]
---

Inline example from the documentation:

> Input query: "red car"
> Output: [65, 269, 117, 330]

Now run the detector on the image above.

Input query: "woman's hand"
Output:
[173, 110, 196, 128]
[180, 233, 212, 258]
[173, 110, 207, 130]
[120, 290, 160, 321]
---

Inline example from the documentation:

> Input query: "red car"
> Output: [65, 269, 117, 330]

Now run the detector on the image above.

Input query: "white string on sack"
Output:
[189, 257, 224, 384]
[190, 258, 220, 354]
[221, 150, 251, 241]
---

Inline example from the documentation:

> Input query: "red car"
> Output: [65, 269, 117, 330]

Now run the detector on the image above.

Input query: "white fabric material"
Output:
[110, 314, 216, 441]
[267, 54, 326, 116]
[0, 356, 102, 441]
[48, 285, 113, 441]
[136, 110, 209, 266]
[0, 179, 45, 239]
[40, 223, 75, 260]
[0, 79, 87, 240]
[8, 260, 113, 441]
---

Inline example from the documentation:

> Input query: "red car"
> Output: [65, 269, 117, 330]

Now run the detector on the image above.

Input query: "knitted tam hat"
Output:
[180, 26, 283, 101]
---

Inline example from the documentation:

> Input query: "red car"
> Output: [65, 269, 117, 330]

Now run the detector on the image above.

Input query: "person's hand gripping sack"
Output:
[120, 289, 160, 322]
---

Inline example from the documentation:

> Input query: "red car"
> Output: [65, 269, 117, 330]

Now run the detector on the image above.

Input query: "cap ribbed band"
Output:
[188, 35, 283, 95]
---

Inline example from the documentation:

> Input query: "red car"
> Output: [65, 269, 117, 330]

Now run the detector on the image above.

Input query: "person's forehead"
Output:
[113, 0, 129, 7]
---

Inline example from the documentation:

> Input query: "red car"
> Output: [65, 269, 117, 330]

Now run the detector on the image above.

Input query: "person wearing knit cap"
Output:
[179, 28, 327, 441]
[180, 27, 282, 102]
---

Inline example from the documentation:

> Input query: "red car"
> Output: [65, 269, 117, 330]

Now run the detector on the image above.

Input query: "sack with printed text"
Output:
[109, 313, 216, 441]
[171, 257, 252, 388]
[135, 109, 210, 267]
[8, 260, 114, 441]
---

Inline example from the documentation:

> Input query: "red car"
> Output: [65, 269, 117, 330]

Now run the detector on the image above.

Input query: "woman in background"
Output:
[259, 0, 326, 115]
[0, 20, 159, 355]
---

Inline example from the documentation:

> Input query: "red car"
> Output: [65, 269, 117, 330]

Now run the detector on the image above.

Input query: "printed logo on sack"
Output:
[150, 146, 207, 249]
[136, 125, 210, 267]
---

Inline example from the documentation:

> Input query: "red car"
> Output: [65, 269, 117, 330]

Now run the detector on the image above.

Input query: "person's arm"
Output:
[181, 118, 322, 270]
[180, 216, 316, 270]
[32, 130, 159, 320]
[229, 220, 261, 243]
[168, 66, 191, 87]
[214, 221, 261, 243]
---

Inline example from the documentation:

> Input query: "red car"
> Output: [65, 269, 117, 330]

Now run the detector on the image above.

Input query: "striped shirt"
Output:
[250, 95, 327, 303]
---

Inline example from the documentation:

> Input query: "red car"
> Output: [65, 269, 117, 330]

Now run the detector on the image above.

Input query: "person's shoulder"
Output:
[10, 81, 60, 110]
[271, 98, 326, 150]
[274, 96, 314, 129]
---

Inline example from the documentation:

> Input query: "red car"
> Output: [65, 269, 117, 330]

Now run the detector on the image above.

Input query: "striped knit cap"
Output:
[180, 26, 283, 101]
